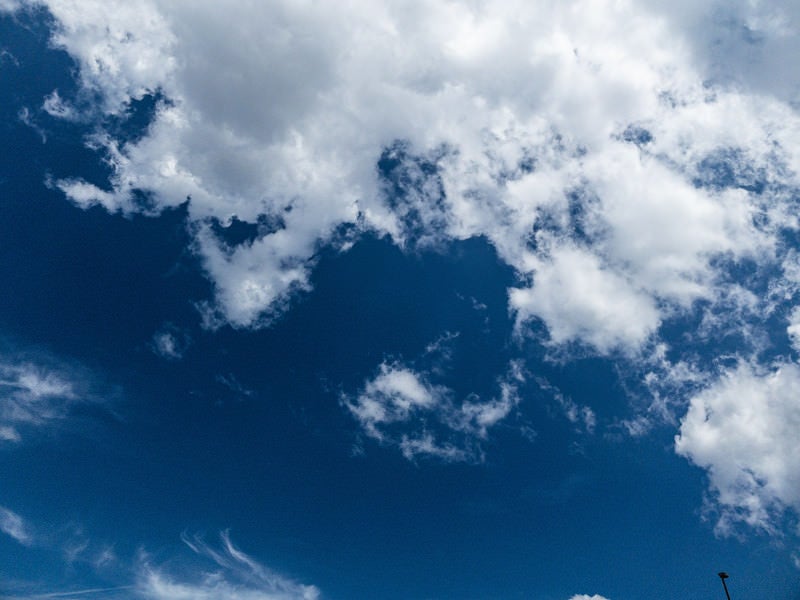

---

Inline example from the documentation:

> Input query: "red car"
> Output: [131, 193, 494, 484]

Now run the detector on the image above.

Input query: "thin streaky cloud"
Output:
[0, 505, 32, 545]
[7, 587, 136, 599]
[140, 531, 320, 600]
[0, 349, 113, 442]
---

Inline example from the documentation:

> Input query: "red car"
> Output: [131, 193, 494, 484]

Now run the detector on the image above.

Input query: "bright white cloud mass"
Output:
[4, 0, 800, 571]
[676, 361, 800, 535]
[15, 0, 798, 341]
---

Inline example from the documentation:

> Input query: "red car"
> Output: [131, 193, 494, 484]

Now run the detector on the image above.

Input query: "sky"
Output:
[1, 0, 800, 598]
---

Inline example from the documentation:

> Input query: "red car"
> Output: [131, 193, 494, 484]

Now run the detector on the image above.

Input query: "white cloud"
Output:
[397, 433, 471, 463]
[4, 0, 800, 547]
[675, 361, 800, 534]
[151, 333, 181, 360]
[345, 363, 444, 439]
[569, 595, 611, 600]
[10, 0, 795, 355]
[644, 0, 800, 104]
[5, 586, 134, 599]
[614, 343, 712, 437]
[535, 376, 598, 435]
[0, 360, 75, 442]
[150, 325, 190, 361]
[0, 425, 21, 442]
[0, 0, 22, 11]
[344, 358, 523, 461]
[17, 107, 47, 143]
[138, 531, 319, 600]
[509, 245, 661, 353]
[52, 178, 119, 212]
[0, 505, 32, 546]
[558, 395, 596, 435]
[0, 530, 314, 600]
[0, 353, 105, 443]
[583, 147, 761, 304]
[788, 307, 800, 353]
[42, 90, 79, 121]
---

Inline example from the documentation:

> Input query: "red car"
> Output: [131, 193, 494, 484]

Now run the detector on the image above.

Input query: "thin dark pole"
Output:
[718, 572, 732, 600]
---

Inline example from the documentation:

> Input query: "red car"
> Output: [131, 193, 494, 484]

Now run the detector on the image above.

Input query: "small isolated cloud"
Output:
[150, 325, 190, 361]
[0, 425, 21, 442]
[344, 356, 524, 462]
[0, 505, 32, 546]
[138, 531, 319, 600]
[42, 90, 79, 121]
[675, 361, 800, 535]
[569, 595, 611, 600]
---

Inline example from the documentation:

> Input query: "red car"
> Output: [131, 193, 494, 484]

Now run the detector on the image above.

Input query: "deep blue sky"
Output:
[2, 3, 800, 600]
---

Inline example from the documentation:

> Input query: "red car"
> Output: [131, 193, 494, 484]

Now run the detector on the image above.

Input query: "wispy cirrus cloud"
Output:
[2, 528, 318, 600]
[0, 350, 108, 443]
[138, 531, 319, 600]
[3, 587, 135, 599]
[0, 359, 76, 442]
[0, 505, 32, 546]
[0, 507, 121, 579]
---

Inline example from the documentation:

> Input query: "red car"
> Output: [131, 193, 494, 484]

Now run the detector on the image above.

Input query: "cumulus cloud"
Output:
[569, 595, 611, 600]
[138, 531, 319, 600]
[5, 0, 794, 355]
[344, 358, 524, 461]
[675, 361, 800, 535]
[645, 0, 800, 103]
[509, 245, 661, 353]
[3, 0, 800, 552]
[0, 505, 32, 546]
